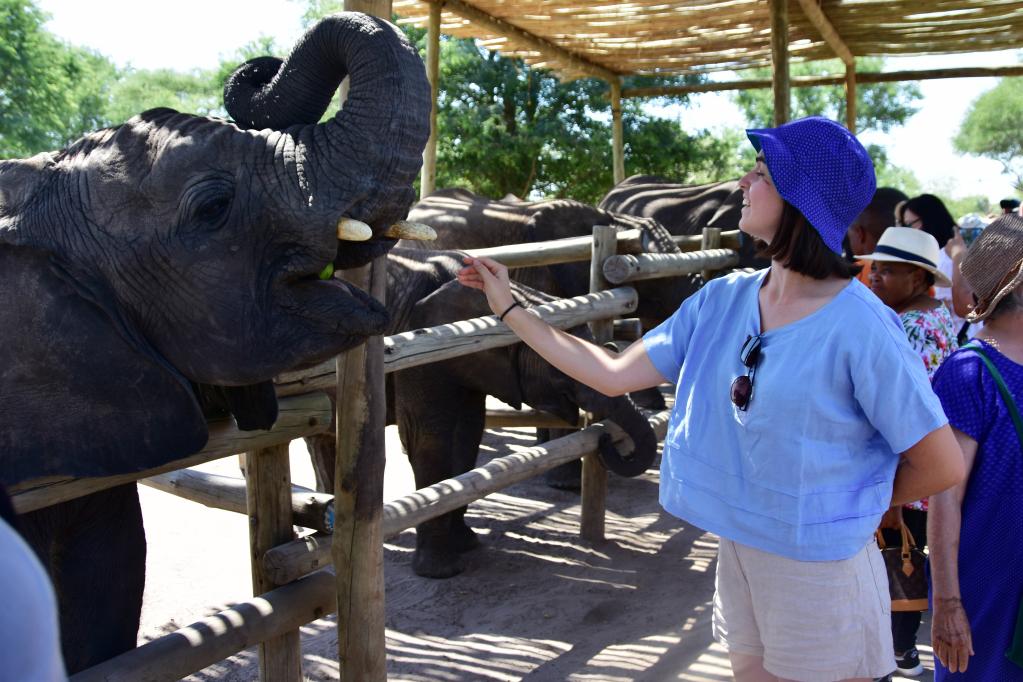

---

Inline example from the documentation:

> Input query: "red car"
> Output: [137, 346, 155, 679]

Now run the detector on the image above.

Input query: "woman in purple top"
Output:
[929, 213, 1023, 679]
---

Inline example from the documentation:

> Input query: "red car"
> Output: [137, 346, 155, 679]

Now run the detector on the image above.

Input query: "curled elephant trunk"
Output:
[224, 12, 431, 263]
[576, 388, 659, 478]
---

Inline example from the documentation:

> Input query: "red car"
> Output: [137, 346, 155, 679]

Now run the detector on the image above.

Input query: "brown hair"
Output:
[755, 202, 862, 279]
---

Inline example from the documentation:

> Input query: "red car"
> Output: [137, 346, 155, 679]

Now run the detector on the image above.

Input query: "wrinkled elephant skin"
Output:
[1, 13, 429, 673]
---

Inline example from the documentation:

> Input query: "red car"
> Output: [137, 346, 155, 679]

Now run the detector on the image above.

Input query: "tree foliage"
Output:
[733, 58, 922, 133]
[954, 77, 1023, 191]
[0, 0, 116, 157]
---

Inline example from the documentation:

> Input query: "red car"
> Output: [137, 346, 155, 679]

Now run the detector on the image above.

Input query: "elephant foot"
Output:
[544, 460, 582, 491]
[412, 546, 464, 579]
[450, 523, 480, 553]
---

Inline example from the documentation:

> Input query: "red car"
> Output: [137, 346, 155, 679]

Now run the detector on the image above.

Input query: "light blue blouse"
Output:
[642, 269, 947, 561]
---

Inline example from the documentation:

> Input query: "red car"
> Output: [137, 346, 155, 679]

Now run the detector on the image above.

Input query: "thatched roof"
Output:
[393, 1, 1023, 81]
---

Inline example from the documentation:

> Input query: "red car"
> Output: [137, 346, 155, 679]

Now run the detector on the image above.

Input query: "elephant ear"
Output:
[0, 247, 209, 487]
[0, 154, 54, 237]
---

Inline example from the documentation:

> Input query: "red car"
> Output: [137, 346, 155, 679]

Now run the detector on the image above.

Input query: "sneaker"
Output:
[895, 647, 924, 676]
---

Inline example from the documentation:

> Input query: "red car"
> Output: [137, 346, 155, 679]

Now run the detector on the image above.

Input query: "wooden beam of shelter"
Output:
[417, 0, 618, 81]
[795, 0, 853, 65]
[621, 66, 1023, 99]
[770, 0, 790, 126]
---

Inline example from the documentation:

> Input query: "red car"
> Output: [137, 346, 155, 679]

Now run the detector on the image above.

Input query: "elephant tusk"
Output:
[336, 218, 373, 242]
[382, 220, 437, 241]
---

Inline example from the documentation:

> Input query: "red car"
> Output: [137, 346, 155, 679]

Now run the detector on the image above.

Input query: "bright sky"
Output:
[38, 0, 1021, 206]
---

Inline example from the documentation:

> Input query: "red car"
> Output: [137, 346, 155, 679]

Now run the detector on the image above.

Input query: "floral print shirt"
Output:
[900, 303, 958, 511]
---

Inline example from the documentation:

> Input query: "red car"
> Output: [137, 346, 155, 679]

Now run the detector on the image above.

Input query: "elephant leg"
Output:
[21, 484, 146, 673]
[307, 432, 337, 495]
[447, 396, 486, 554]
[308, 388, 339, 494]
[541, 427, 583, 490]
[398, 381, 483, 578]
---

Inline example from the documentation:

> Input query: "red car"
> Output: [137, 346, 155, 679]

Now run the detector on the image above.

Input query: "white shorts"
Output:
[712, 537, 894, 681]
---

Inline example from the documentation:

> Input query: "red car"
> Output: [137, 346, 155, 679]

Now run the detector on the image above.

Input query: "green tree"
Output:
[0, 0, 117, 157]
[954, 77, 1023, 191]
[733, 58, 921, 133]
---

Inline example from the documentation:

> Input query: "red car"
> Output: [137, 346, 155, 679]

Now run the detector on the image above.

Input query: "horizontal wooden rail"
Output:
[621, 66, 1023, 99]
[484, 408, 582, 429]
[141, 469, 335, 534]
[603, 249, 739, 284]
[463, 228, 741, 268]
[10, 393, 332, 513]
[275, 287, 638, 396]
[262, 410, 671, 586]
[71, 569, 337, 682]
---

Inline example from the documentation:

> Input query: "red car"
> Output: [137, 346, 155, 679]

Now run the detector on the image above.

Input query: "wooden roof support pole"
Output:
[794, 0, 855, 132]
[610, 79, 625, 185]
[845, 64, 857, 133]
[337, 3, 389, 680]
[420, 2, 441, 198]
[770, 0, 790, 126]
[419, 0, 618, 82]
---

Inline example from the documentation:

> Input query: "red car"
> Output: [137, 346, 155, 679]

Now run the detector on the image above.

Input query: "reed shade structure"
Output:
[392, 1, 1023, 82]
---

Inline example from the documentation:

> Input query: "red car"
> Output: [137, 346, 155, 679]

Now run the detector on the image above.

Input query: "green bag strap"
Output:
[961, 342, 1023, 446]
[960, 342, 1023, 668]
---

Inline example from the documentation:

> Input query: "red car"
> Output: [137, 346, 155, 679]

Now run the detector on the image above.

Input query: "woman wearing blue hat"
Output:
[458, 116, 964, 681]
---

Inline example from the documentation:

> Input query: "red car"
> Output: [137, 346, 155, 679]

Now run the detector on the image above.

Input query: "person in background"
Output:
[899, 194, 966, 335]
[846, 187, 909, 287]
[928, 213, 1023, 680]
[460, 116, 965, 682]
[858, 227, 958, 677]
[999, 197, 1020, 215]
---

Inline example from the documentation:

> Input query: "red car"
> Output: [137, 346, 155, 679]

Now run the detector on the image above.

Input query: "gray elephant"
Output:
[405, 188, 691, 327]
[0, 13, 429, 672]
[307, 248, 659, 578]
[598, 174, 767, 269]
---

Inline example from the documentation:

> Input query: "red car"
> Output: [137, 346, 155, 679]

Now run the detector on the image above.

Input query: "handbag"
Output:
[961, 342, 1023, 668]
[875, 521, 929, 612]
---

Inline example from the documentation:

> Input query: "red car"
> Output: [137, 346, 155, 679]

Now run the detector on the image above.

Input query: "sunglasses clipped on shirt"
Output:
[730, 334, 762, 411]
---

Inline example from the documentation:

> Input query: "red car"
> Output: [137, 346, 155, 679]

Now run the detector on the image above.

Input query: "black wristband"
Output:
[498, 301, 523, 321]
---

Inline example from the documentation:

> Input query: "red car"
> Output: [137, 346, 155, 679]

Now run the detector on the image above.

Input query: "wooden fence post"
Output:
[332, 262, 388, 682]
[421, 2, 441, 198]
[580, 225, 616, 541]
[770, 0, 790, 126]
[700, 227, 722, 283]
[246, 443, 302, 681]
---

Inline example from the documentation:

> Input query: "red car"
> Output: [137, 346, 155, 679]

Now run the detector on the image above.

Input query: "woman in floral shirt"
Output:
[859, 226, 958, 676]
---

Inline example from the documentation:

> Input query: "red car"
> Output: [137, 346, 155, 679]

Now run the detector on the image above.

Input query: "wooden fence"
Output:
[10, 226, 741, 681]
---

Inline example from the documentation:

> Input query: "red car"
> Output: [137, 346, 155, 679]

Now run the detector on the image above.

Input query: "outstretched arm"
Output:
[457, 256, 666, 397]
[928, 427, 978, 673]
[891, 424, 965, 506]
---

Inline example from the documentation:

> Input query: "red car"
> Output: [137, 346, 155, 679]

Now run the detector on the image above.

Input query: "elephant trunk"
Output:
[574, 387, 658, 478]
[224, 12, 430, 254]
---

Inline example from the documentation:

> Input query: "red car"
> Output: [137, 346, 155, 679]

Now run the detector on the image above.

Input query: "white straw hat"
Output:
[856, 227, 952, 288]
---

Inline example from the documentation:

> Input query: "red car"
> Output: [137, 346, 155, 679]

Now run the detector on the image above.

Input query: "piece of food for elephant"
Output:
[336, 217, 373, 241]
[318, 263, 335, 280]
[382, 220, 437, 241]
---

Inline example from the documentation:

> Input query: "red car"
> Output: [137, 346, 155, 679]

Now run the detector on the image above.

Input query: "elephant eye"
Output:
[182, 179, 234, 232]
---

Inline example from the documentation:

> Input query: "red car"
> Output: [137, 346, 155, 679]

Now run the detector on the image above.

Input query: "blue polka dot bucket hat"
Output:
[746, 116, 876, 254]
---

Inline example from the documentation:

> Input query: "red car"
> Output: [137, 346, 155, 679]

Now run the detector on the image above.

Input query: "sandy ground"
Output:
[138, 418, 937, 681]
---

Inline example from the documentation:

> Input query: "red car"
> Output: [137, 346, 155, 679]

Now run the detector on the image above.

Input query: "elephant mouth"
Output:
[278, 263, 390, 360]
